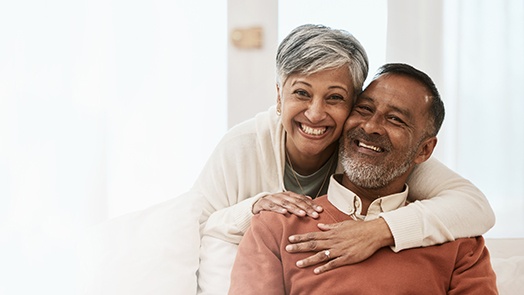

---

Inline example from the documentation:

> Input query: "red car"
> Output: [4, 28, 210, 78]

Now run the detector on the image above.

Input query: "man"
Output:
[228, 63, 497, 294]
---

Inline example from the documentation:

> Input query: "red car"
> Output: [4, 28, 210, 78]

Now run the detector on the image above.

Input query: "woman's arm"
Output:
[196, 108, 286, 293]
[285, 157, 495, 272]
[383, 157, 495, 251]
[201, 191, 269, 244]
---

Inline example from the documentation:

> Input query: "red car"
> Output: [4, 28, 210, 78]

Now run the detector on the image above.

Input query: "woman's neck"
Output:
[285, 143, 338, 175]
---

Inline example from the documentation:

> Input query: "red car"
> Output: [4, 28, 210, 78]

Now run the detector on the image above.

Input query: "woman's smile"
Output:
[299, 123, 328, 136]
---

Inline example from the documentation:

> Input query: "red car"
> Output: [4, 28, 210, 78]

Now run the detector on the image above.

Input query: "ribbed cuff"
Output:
[230, 193, 266, 235]
[380, 206, 423, 252]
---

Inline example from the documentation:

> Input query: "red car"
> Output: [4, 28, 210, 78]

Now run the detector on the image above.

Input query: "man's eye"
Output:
[388, 116, 405, 125]
[355, 105, 372, 113]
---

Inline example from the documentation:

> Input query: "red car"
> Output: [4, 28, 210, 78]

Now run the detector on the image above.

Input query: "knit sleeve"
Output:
[380, 157, 495, 251]
[197, 108, 284, 294]
[197, 107, 282, 243]
[202, 191, 270, 244]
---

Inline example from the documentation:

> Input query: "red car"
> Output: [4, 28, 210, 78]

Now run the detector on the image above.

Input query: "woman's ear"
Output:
[414, 136, 437, 164]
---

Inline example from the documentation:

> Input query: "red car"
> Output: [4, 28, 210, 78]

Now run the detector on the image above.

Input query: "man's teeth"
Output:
[301, 124, 326, 135]
[358, 141, 383, 152]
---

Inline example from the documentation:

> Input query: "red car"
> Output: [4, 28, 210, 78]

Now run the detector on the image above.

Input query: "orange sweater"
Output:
[229, 196, 497, 295]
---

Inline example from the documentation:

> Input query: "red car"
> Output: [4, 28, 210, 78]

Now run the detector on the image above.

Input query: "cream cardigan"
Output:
[195, 105, 495, 293]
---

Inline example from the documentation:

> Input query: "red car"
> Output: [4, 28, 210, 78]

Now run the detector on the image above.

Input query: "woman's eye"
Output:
[293, 89, 309, 97]
[328, 95, 344, 101]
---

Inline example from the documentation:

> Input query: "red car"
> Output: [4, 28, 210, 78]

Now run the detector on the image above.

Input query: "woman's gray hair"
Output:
[276, 24, 369, 95]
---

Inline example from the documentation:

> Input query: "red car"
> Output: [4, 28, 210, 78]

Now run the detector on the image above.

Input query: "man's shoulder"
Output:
[444, 236, 486, 250]
[314, 195, 331, 206]
[454, 236, 488, 256]
[416, 236, 487, 261]
[314, 195, 339, 213]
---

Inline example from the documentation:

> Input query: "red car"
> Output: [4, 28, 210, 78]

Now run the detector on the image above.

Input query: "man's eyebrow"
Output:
[358, 95, 413, 120]
[389, 104, 412, 120]
[357, 95, 373, 103]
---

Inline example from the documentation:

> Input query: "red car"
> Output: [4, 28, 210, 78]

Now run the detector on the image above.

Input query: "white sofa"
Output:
[79, 196, 524, 294]
[485, 238, 524, 294]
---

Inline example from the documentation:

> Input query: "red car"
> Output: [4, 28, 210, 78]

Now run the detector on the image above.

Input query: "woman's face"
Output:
[278, 66, 354, 162]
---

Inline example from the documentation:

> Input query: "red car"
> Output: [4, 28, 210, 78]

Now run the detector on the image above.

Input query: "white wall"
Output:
[227, 0, 279, 128]
[0, 1, 227, 294]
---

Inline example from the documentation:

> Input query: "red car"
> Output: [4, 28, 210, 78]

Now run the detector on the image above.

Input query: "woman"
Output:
[194, 24, 494, 293]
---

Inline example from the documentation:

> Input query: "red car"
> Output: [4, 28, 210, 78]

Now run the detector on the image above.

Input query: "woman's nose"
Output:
[304, 99, 327, 123]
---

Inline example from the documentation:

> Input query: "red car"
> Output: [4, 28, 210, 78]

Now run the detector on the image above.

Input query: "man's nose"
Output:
[361, 114, 385, 135]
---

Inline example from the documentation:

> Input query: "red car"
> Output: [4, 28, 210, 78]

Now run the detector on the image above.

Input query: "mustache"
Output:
[344, 128, 393, 152]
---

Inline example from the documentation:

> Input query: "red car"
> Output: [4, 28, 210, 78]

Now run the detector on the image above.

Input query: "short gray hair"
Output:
[276, 24, 369, 95]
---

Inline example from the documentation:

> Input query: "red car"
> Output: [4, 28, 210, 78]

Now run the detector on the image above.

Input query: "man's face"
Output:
[340, 73, 434, 189]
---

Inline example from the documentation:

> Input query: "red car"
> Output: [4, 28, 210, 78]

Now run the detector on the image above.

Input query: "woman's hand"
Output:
[252, 192, 324, 218]
[284, 218, 394, 274]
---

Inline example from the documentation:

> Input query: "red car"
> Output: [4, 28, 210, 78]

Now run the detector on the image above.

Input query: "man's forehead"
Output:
[358, 75, 434, 127]
[360, 75, 430, 107]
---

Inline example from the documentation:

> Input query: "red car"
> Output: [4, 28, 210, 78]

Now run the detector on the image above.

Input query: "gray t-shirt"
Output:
[283, 152, 337, 199]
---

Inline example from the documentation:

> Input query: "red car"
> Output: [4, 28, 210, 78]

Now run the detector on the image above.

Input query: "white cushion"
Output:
[491, 256, 524, 295]
[79, 196, 201, 295]
[486, 238, 524, 295]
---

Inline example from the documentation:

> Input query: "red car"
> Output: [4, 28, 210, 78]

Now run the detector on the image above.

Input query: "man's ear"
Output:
[414, 136, 437, 164]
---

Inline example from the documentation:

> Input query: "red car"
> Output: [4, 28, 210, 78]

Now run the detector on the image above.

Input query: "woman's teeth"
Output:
[301, 124, 327, 135]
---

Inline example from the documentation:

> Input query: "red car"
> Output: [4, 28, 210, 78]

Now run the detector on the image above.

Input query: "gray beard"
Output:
[340, 141, 420, 189]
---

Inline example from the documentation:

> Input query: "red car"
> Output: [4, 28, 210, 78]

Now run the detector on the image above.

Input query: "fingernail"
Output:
[314, 268, 320, 274]
[285, 245, 292, 251]
[312, 212, 319, 218]
[316, 205, 323, 211]
[296, 260, 303, 267]
[299, 210, 306, 215]
[288, 236, 295, 242]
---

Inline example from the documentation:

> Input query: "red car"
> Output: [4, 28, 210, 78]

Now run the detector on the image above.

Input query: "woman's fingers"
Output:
[253, 192, 323, 218]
